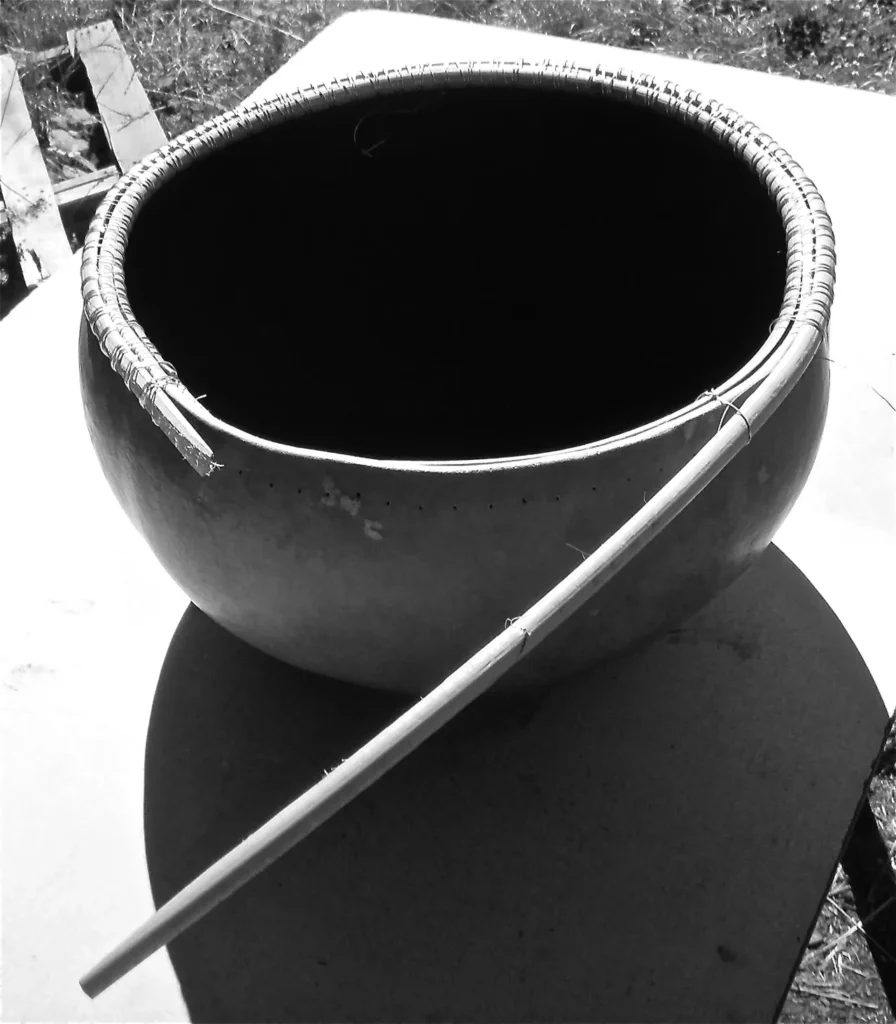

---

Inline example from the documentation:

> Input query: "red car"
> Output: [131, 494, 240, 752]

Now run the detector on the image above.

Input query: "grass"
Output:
[1, 0, 894, 305]
[1, 0, 894, 171]
[2, 0, 896, 1017]
[780, 751, 896, 1024]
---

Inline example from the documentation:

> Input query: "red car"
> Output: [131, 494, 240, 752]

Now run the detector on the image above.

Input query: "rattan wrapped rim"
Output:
[81, 60, 835, 477]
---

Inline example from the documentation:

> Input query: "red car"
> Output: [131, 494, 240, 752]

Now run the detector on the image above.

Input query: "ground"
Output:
[1, 1, 895, 1017]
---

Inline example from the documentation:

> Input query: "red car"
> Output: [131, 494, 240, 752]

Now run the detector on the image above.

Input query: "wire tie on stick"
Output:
[700, 389, 753, 443]
[504, 616, 531, 655]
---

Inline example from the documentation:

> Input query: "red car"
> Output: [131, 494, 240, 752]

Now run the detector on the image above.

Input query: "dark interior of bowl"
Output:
[124, 82, 787, 460]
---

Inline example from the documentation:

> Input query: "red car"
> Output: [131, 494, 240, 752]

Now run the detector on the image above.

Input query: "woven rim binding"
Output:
[81, 60, 835, 477]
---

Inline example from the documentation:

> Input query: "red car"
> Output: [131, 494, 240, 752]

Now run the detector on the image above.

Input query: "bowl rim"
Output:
[81, 59, 835, 477]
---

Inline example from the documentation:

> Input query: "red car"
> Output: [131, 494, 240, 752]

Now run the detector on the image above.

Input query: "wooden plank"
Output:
[68, 21, 166, 172]
[3, 43, 72, 70]
[29, 43, 71, 65]
[0, 166, 120, 231]
[0, 54, 73, 288]
[52, 165, 120, 212]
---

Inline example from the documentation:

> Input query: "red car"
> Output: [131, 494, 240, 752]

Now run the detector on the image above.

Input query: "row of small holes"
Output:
[242, 492, 564, 509]
[230, 477, 635, 505]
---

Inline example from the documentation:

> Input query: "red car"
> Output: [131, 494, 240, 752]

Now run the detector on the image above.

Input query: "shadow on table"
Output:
[143, 545, 888, 1024]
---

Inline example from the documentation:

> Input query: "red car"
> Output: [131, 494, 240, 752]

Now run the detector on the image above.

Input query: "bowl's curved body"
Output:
[80, 329, 828, 691]
[79, 62, 834, 694]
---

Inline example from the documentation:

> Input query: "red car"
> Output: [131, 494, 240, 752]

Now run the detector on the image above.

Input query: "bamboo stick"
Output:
[79, 312, 824, 999]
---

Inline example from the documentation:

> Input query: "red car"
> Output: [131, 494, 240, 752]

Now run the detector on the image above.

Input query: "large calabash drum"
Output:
[79, 62, 834, 694]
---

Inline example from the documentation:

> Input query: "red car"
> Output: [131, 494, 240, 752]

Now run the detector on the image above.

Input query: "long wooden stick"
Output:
[80, 317, 822, 999]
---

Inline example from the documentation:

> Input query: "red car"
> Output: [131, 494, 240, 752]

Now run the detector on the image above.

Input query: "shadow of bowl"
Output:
[144, 545, 886, 1023]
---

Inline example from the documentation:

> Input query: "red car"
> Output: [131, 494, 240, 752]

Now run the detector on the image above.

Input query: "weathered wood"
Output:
[2, 43, 71, 69]
[0, 166, 120, 231]
[67, 21, 166, 172]
[1, 23, 165, 293]
[53, 165, 120, 212]
[0, 55, 73, 287]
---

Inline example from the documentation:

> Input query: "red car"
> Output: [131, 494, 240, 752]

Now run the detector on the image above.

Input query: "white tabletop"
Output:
[2, 12, 893, 1023]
